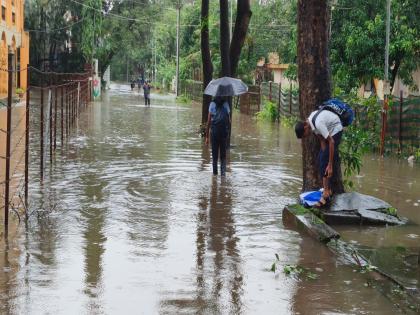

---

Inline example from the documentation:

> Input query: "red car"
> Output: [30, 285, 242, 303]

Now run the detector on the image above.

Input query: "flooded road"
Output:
[1, 87, 419, 314]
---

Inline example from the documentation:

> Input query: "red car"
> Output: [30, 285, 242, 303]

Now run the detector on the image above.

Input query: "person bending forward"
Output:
[295, 109, 343, 207]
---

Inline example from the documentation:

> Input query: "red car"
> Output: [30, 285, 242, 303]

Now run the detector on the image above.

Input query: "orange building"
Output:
[0, 0, 29, 98]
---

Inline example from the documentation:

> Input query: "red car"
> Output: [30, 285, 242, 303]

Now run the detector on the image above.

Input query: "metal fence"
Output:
[1, 56, 92, 235]
[179, 80, 203, 103]
[238, 85, 261, 115]
[260, 82, 299, 118]
[178, 79, 419, 153]
[383, 95, 419, 154]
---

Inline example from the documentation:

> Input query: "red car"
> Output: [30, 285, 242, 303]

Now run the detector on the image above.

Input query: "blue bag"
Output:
[320, 98, 354, 127]
[299, 190, 322, 208]
[212, 102, 230, 134]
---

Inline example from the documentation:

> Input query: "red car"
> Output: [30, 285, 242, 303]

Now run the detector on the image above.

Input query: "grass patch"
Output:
[176, 95, 192, 104]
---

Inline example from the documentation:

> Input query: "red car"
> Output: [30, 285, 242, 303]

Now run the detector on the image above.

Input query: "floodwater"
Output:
[0, 85, 419, 314]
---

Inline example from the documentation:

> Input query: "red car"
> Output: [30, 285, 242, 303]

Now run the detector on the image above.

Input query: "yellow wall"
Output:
[0, 0, 29, 97]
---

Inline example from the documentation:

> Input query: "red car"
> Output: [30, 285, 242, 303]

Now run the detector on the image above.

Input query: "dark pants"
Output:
[145, 94, 150, 106]
[211, 130, 227, 175]
[319, 131, 342, 181]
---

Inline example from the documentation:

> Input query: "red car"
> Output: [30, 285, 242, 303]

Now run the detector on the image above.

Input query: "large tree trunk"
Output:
[219, 0, 231, 77]
[229, 0, 252, 77]
[297, 0, 344, 193]
[201, 0, 213, 124]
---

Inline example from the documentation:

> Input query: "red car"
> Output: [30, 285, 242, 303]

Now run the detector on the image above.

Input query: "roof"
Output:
[266, 63, 289, 70]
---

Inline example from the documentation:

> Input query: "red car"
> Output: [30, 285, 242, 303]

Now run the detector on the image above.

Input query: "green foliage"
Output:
[333, 93, 382, 188]
[330, 0, 420, 92]
[270, 251, 319, 280]
[386, 207, 398, 217]
[177, 95, 191, 104]
[280, 115, 298, 128]
[339, 125, 370, 189]
[256, 100, 278, 122]
[15, 88, 25, 95]
[80, 0, 102, 63]
[283, 264, 319, 280]
[414, 148, 420, 161]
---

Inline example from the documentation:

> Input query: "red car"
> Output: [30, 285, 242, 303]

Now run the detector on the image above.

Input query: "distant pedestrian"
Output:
[205, 93, 231, 176]
[138, 79, 142, 92]
[143, 81, 152, 106]
[130, 79, 136, 91]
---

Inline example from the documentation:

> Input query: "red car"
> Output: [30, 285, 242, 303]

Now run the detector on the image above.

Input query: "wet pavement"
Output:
[1, 86, 419, 314]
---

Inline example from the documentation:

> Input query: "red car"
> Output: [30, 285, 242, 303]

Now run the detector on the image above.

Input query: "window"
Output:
[1, 6, 5, 21]
[12, 12, 15, 24]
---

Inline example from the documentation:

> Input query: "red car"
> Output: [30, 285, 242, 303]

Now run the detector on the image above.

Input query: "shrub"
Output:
[256, 100, 278, 122]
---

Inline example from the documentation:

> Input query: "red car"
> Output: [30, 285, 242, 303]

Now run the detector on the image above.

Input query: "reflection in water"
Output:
[194, 177, 243, 314]
[208, 177, 242, 313]
[79, 171, 107, 310]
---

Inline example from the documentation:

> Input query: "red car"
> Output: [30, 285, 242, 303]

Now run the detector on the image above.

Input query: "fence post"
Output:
[61, 86, 64, 146]
[4, 50, 14, 233]
[269, 81, 272, 101]
[380, 96, 389, 156]
[40, 78, 44, 180]
[24, 66, 30, 211]
[399, 90, 403, 153]
[278, 83, 281, 122]
[49, 88, 53, 164]
[54, 86, 57, 151]
[77, 82, 81, 121]
[289, 82, 292, 115]
[71, 86, 74, 126]
[66, 86, 69, 137]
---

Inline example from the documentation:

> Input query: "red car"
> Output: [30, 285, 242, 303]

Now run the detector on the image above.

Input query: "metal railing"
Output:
[1, 57, 92, 236]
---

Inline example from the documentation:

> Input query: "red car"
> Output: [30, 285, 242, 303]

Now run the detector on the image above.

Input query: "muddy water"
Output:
[0, 86, 418, 314]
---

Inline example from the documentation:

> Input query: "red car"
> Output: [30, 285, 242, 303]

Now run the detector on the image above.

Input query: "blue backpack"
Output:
[211, 102, 230, 133]
[313, 98, 354, 127]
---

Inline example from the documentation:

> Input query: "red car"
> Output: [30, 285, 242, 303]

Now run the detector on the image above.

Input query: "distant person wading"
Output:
[143, 81, 152, 106]
[205, 86, 232, 176]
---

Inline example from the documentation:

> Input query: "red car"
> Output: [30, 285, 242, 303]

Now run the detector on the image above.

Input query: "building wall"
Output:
[272, 69, 297, 88]
[0, 0, 29, 97]
[392, 69, 420, 98]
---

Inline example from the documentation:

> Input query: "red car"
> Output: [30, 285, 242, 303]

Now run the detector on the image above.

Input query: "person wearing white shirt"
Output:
[295, 109, 343, 207]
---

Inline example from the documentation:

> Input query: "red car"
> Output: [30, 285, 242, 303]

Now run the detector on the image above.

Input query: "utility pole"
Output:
[230, 0, 233, 37]
[154, 38, 157, 83]
[175, 2, 181, 96]
[380, 0, 391, 156]
[126, 55, 129, 82]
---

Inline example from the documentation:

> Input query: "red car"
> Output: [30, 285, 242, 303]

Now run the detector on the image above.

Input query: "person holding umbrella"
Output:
[205, 85, 232, 176]
[204, 77, 248, 176]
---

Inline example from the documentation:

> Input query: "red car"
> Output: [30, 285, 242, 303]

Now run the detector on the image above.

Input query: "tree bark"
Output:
[219, 0, 231, 77]
[201, 0, 213, 124]
[297, 0, 344, 193]
[229, 0, 252, 77]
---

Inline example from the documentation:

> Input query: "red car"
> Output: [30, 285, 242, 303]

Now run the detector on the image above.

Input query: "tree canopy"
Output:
[25, 0, 420, 93]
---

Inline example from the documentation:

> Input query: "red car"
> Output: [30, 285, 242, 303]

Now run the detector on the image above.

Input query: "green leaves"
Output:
[331, 0, 420, 93]
[256, 100, 278, 122]
[269, 254, 320, 280]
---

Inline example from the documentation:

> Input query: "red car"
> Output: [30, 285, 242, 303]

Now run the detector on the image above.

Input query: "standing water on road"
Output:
[1, 86, 419, 314]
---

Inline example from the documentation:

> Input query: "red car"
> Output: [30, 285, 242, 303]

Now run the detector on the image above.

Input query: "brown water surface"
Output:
[1, 85, 419, 314]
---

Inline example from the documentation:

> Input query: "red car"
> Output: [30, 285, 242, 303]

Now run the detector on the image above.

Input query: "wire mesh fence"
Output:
[1, 58, 92, 235]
